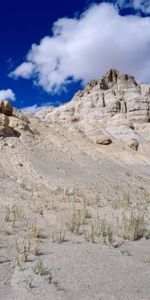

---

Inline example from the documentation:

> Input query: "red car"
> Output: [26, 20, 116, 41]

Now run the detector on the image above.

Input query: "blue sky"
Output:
[0, 0, 150, 112]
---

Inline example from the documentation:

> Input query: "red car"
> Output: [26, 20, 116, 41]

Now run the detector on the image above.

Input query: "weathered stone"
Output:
[96, 135, 112, 145]
[127, 139, 139, 151]
[0, 100, 13, 116]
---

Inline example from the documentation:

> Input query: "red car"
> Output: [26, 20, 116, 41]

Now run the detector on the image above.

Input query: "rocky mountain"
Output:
[36, 69, 150, 151]
[0, 71, 149, 300]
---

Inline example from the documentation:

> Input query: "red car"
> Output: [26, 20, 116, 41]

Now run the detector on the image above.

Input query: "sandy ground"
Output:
[0, 116, 150, 300]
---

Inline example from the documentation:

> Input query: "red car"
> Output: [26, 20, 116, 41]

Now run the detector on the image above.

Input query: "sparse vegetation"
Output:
[26, 278, 34, 289]
[30, 239, 40, 256]
[52, 229, 66, 243]
[16, 238, 40, 265]
[33, 259, 49, 276]
[122, 212, 145, 240]
[82, 203, 92, 219]
[16, 239, 31, 263]
[4, 204, 24, 223]
[20, 181, 32, 191]
[94, 193, 104, 207]
[32, 205, 44, 215]
[4, 224, 14, 235]
[84, 224, 95, 243]
[112, 192, 130, 209]
[32, 220, 45, 238]
[67, 210, 81, 234]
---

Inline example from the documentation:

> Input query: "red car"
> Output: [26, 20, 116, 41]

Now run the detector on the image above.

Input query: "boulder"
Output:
[127, 138, 139, 151]
[0, 100, 13, 116]
[96, 135, 112, 145]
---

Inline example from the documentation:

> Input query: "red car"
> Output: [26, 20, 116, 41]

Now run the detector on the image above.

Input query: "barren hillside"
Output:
[0, 70, 150, 300]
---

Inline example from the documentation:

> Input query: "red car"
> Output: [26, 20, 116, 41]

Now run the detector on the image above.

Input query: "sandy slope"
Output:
[0, 114, 149, 300]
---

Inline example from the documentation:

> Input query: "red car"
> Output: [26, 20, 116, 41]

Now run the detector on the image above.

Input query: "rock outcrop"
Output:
[0, 100, 34, 138]
[0, 100, 13, 116]
[36, 69, 150, 149]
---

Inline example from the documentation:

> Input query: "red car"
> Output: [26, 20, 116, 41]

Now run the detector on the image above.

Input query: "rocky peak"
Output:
[100, 69, 119, 90]
[99, 69, 138, 90]
[83, 69, 138, 95]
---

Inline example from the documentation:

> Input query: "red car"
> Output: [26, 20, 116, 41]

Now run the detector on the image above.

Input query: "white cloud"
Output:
[116, 0, 150, 14]
[0, 89, 16, 101]
[11, 2, 150, 93]
[10, 62, 35, 79]
[22, 103, 52, 114]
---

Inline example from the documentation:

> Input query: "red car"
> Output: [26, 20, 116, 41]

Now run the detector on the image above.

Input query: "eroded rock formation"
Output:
[36, 69, 150, 151]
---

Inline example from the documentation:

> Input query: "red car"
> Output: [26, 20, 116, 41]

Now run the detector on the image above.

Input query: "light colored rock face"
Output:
[36, 69, 150, 146]
[0, 108, 34, 138]
[0, 114, 11, 136]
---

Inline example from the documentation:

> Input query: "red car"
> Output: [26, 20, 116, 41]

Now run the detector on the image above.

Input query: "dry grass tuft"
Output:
[122, 212, 145, 240]
[16, 239, 31, 263]
[52, 229, 66, 243]
[33, 258, 49, 276]
[31, 220, 45, 239]
[84, 224, 95, 243]
[4, 204, 24, 222]
[67, 211, 81, 234]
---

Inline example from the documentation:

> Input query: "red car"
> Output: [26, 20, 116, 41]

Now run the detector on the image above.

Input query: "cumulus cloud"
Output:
[116, 0, 150, 14]
[0, 89, 16, 101]
[10, 2, 150, 93]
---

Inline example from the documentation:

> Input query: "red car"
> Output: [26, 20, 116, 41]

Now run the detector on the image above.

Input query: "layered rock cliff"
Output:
[36, 69, 150, 148]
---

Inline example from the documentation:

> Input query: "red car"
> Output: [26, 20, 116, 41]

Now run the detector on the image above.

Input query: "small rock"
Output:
[127, 138, 139, 151]
[65, 188, 75, 196]
[96, 135, 112, 145]
[3, 142, 8, 147]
